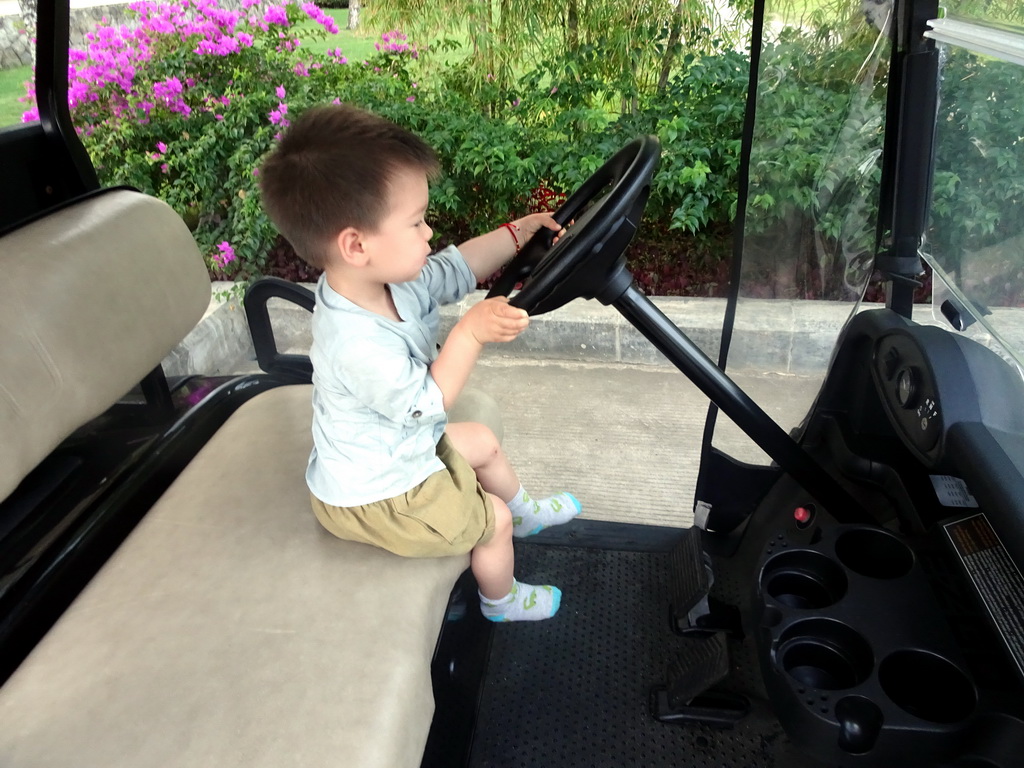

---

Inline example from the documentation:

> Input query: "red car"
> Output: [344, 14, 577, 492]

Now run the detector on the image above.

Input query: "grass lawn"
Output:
[300, 10, 381, 59]
[1, 65, 31, 127]
[302, 11, 474, 62]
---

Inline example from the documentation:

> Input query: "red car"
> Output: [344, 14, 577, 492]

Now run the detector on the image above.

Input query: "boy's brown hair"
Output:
[259, 103, 440, 269]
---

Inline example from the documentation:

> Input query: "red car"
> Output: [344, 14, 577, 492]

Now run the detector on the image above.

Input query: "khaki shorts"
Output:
[310, 433, 495, 557]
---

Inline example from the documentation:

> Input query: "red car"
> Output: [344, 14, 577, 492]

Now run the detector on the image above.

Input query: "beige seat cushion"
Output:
[0, 191, 210, 502]
[0, 384, 469, 768]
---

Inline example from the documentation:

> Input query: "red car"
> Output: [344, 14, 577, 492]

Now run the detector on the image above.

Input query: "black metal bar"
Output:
[34, 0, 98, 193]
[244, 277, 315, 381]
[696, 0, 769, 509]
[875, 0, 941, 318]
[139, 366, 175, 418]
[884, 47, 939, 318]
[613, 284, 864, 522]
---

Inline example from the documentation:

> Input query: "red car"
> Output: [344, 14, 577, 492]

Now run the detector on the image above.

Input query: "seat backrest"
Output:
[0, 190, 211, 502]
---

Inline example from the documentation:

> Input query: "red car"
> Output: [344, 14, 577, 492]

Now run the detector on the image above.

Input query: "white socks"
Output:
[479, 580, 562, 622]
[507, 486, 581, 537]
[480, 488, 578, 622]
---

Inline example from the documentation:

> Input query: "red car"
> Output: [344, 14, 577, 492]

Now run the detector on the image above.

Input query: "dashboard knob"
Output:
[896, 367, 917, 408]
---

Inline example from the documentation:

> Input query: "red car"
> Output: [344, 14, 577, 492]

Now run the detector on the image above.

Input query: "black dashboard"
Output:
[743, 308, 1024, 766]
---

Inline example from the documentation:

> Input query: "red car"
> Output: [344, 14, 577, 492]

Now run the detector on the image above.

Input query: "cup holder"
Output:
[779, 619, 873, 691]
[762, 550, 848, 610]
[879, 650, 976, 723]
[835, 528, 914, 579]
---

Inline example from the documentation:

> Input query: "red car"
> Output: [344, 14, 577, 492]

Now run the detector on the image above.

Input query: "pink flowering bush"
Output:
[20, 0, 416, 277]
[375, 29, 419, 59]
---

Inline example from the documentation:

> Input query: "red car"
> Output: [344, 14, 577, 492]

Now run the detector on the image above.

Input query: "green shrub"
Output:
[27, 0, 752, 284]
[929, 49, 1024, 262]
[23, 0, 1020, 300]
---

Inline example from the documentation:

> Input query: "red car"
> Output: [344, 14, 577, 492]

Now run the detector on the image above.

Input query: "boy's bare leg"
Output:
[445, 421, 519, 500]
[473, 496, 561, 622]
[471, 496, 515, 599]
[446, 421, 582, 537]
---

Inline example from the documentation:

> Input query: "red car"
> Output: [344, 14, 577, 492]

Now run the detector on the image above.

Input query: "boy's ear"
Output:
[336, 226, 369, 267]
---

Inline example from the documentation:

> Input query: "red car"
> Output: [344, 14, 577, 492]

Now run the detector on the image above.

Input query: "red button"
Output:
[794, 506, 812, 523]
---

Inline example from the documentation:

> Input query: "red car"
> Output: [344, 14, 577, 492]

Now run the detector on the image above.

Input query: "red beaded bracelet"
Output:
[500, 222, 521, 253]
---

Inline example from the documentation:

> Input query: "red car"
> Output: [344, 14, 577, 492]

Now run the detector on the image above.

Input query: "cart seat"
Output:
[0, 190, 472, 768]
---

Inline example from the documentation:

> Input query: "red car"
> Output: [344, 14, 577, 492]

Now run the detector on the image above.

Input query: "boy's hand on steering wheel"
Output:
[460, 296, 530, 345]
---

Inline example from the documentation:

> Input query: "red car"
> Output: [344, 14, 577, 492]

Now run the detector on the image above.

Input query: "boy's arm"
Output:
[458, 212, 562, 283]
[430, 298, 529, 409]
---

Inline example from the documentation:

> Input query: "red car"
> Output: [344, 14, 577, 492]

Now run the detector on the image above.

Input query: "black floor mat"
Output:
[468, 543, 810, 768]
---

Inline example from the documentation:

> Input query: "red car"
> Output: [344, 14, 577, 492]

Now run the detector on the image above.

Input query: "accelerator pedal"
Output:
[668, 526, 741, 635]
[652, 632, 749, 727]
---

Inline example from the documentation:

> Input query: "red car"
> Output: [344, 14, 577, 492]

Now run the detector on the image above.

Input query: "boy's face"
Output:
[361, 166, 433, 284]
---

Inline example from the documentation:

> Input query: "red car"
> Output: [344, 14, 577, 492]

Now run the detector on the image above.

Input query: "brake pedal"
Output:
[651, 632, 749, 727]
[668, 526, 740, 635]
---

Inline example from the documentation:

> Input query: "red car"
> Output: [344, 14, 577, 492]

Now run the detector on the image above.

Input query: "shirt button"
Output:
[412, 410, 423, 418]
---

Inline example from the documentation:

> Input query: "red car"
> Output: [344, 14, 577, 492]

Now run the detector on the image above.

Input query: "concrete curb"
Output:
[163, 284, 252, 376]
[443, 291, 861, 373]
[163, 282, 865, 377]
[162, 281, 1019, 378]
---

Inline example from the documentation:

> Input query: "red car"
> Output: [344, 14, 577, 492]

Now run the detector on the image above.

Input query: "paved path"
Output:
[225, 353, 823, 530]
[463, 358, 821, 529]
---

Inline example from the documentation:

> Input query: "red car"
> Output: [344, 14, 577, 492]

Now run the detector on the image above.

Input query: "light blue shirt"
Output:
[306, 245, 477, 506]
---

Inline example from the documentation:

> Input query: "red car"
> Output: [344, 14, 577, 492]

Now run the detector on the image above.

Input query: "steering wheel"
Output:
[485, 135, 661, 315]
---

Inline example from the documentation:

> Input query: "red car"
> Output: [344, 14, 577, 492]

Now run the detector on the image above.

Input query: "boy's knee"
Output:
[467, 421, 499, 451]
[490, 496, 513, 540]
[451, 421, 501, 464]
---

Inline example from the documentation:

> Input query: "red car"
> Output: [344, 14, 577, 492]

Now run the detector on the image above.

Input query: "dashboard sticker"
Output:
[944, 513, 1024, 682]
[930, 475, 979, 508]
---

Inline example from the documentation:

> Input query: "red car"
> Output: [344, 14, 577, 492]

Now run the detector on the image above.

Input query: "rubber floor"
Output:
[468, 542, 814, 768]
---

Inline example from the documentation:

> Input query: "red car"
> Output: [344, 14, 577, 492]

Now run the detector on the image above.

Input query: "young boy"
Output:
[259, 104, 581, 622]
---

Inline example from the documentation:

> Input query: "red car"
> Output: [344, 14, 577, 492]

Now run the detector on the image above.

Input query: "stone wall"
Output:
[0, 11, 33, 69]
[1, 2, 143, 69]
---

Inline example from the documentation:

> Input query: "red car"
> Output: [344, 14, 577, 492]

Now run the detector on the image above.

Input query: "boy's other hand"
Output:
[461, 296, 530, 344]
[513, 212, 564, 242]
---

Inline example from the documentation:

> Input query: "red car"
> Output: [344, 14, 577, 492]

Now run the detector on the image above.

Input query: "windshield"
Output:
[714, 0, 1024, 466]
[922, 5, 1024, 372]
[711, 0, 892, 463]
